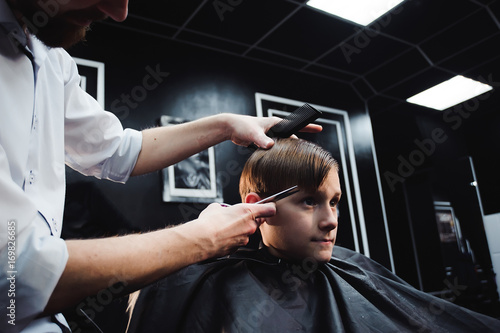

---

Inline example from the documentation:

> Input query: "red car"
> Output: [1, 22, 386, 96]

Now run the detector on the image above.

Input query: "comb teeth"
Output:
[267, 103, 322, 138]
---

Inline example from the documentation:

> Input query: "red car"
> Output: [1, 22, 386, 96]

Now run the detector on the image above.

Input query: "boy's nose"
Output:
[318, 207, 338, 231]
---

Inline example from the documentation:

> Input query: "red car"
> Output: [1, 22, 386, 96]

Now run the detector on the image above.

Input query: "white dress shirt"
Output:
[0, 1, 143, 331]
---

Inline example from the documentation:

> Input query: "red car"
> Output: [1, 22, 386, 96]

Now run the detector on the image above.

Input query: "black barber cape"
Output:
[127, 246, 500, 332]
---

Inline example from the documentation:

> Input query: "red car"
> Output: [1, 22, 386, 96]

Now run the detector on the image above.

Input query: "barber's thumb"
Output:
[257, 136, 275, 149]
[253, 202, 276, 218]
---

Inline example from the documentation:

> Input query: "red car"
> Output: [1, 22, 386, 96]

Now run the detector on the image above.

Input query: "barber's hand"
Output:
[194, 202, 276, 258]
[224, 114, 322, 149]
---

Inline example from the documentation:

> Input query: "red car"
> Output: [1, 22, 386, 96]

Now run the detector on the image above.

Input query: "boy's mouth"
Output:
[312, 238, 333, 243]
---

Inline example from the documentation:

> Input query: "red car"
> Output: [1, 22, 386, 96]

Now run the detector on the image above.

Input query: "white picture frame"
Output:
[161, 116, 222, 203]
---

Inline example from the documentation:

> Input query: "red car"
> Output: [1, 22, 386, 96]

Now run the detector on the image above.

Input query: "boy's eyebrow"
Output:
[255, 185, 299, 204]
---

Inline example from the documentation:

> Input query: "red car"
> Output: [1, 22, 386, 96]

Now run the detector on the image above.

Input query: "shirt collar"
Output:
[0, 0, 52, 70]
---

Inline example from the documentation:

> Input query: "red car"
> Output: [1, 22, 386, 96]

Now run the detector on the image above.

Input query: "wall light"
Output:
[406, 75, 493, 111]
[307, 0, 405, 26]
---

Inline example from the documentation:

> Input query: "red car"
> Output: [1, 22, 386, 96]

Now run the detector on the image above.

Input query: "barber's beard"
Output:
[33, 18, 89, 49]
[8, 1, 105, 49]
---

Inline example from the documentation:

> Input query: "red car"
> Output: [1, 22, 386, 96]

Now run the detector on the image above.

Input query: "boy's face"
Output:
[256, 169, 341, 263]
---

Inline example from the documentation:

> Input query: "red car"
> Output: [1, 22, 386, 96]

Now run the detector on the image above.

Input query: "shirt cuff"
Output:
[101, 128, 143, 183]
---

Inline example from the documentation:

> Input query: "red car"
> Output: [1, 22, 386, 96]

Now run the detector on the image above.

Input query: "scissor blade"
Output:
[255, 185, 299, 204]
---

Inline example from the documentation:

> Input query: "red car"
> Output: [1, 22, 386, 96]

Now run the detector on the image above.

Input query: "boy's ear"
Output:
[245, 192, 263, 204]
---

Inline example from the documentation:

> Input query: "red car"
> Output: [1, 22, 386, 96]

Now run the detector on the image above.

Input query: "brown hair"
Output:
[239, 138, 338, 201]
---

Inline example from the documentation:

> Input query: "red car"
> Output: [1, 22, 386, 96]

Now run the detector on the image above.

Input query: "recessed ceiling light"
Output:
[307, 0, 405, 26]
[406, 75, 493, 111]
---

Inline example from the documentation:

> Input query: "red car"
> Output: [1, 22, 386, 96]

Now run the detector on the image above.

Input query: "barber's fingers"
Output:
[226, 115, 278, 148]
[228, 113, 322, 149]
[197, 203, 276, 256]
[252, 133, 275, 149]
[299, 123, 323, 133]
[250, 116, 281, 149]
[285, 124, 323, 140]
[253, 119, 322, 148]
[201, 202, 276, 233]
[240, 202, 276, 222]
[202, 202, 275, 218]
[204, 202, 276, 220]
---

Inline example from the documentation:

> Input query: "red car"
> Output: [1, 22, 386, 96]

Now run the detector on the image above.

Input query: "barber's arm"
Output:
[44, 202, 275, 314]
[130, 113, 322, 176]
[131, 113, 277, 176]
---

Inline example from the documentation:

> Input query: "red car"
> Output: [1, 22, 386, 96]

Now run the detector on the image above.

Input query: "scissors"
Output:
[220, 185, 299, 207]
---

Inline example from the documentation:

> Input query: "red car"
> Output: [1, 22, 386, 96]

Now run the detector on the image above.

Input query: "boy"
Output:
[127, 138, 500, 332]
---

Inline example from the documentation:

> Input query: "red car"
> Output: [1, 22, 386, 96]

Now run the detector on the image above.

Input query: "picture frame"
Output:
[73, 57, 105, 108]
[160, 116, 223, 203]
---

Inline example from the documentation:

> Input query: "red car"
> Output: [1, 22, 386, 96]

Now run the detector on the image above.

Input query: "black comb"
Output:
[249, 103, 322, 150]
[266, 103, 322, 138]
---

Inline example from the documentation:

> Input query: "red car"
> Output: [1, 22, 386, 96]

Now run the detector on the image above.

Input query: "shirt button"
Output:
[52, 218, 58, 233]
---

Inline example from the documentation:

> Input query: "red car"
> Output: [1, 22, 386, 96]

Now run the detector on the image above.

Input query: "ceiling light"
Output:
[406, 75, 493, 111]
[307, 0, 405, 26]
